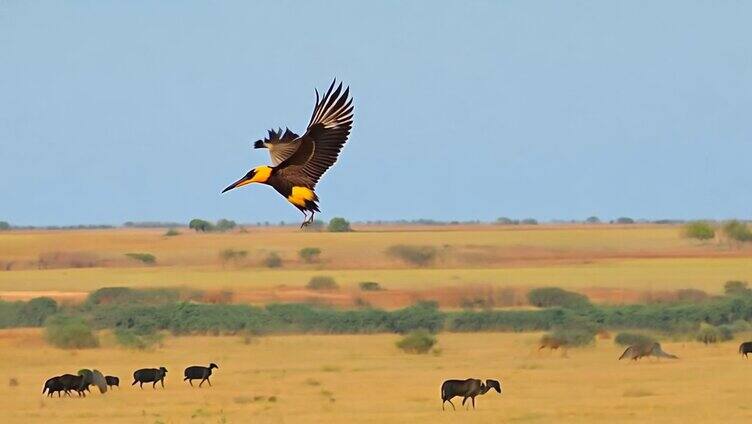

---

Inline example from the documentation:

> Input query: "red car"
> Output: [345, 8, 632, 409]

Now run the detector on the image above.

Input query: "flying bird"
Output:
[222, 80, 354, 227]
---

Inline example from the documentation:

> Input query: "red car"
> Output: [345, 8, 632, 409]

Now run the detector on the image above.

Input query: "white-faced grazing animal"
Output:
[105, 376, 119, 388]
[184, 363, 218, 387]
[739, 341, 752, 358]
[132, 367, 167, 389]
[441, 378, 502, 410]
[42, 376, 65, 397]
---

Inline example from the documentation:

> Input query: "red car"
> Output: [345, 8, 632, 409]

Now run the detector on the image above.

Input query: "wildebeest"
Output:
[619, 342, 678, 361]
[42, 376, 65, 397]
[58, 374, 87, 397]
[739, 341, 752, 358]
[441, 378, 502, 410]
[105, 376, 120, 388]
[184, 363, 218, 387]
[132, 367, 168, 389]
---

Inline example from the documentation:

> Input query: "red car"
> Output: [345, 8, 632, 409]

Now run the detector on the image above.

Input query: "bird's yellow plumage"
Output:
[287, 186, 316, 207]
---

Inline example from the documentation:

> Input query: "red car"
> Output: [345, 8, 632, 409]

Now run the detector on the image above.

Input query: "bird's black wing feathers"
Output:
[254, 128, 301, 166]
[277, 80, 353, 187]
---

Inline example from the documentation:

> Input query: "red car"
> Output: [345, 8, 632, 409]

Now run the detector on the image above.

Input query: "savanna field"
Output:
[2, 224, 752, 423]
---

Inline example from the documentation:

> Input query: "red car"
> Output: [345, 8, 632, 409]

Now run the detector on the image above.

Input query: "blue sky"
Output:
[1, 1, 750, 225]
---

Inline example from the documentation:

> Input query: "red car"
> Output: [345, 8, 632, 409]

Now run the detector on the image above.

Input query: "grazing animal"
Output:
[58, 374, 87, 397]
[619, 342, 678, 361]
[42, 376, 65, 397]
[222, 79, 354, 227]
[539, 335, 564, 351]
[132, 367, 168, 389]
[739, 341, 752, 358]
[105, 376, 120, 388]
[184, 363, 218, 388]
[441, 378, 502, 410]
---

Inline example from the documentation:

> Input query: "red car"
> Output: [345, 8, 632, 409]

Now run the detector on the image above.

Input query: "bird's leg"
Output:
[300, 210, 309, 228]
[305, 211, 315, 226]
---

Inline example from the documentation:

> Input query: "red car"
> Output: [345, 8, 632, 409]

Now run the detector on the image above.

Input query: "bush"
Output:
[495, 217, 518, 225]
[521, 218, 538, 225]
[543, 327, 595, 348]
[86, 287, 181, 306]
[299, 247, 322, 263]
[45, 316, 99, 349]
[388, 301, 444, 333]
[696, 322, 733, 344]
[264, 252, 283, 268]
[307, 276, 339, 291]
[683, 221, 715, 241]
[220, 249, 248, 264]
[0, 221, 9, 231]
[164, 228, 180, 237]
[215, 219, 237, 232]
[125, 253, 156, 265]
[723, 220, 752, 242]
[19, 297, 58, 326]
[327, 217, 352, 232]
[386, 245, 437, 266]
[528, 287, 591, 309]
[359, 281, 383, 291]
[724, 280, 751, 296]
[114, 328, 163, 350]
[189, 219, 214, 232]
[585, 216, 600, 224]
[615, 217, 635, 224]
[395, 330, 437, 354]
[614, 332, 657, 347]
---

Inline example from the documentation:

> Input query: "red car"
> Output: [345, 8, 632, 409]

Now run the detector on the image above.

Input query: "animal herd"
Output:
[38, 341, 752, 410]
[43, 363, 218, 397]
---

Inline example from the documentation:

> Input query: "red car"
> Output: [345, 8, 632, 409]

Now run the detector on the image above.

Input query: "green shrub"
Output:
[696, 322, 733, 344]
[307, 276, 339, 291]
[327, 217, 352, 232]
[114, 328, 163, 350]
[395, 330, 437, 354]
[495, 217, 518, 225]
[220, 249, 248, 264]
[18, 297, 58, 326]
[728, 319, 751, 333]
[299, 247, 322, 263]
[45, 316, 99, 349]
[86, 287, 181, 306]
[0, 221, 9, 231]
[723, 220, 752, 242]
[386, 245, 437, 266]
[215, 219, 237, 232]
[125, 253, 156, 265]
[614, 332, 657, 347]
[545, 327, 595, 347]
[164, 228, 180, 237]
[189, 219, 214, 232]
[389, 301, 443, 333]
[528, 287, 591, 309]
[683, 221, 715, 241]
[359, 281, 383, 291]
[521, 218, 538, 225]
[264, 252, 283, 268]
[615, 217, 635, 224]
[585, 216, 600, 224]
[724, 280, 751, 296]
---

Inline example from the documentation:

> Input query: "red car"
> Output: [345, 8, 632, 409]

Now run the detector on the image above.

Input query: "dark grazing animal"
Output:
[42, 376, 65, 397]
[739, 341, 752, 358]
[105, 376, 120, 388]
[184, 363, 218, 387]
[58, 374, 87, 397]
[619, 342, 678, 361]
[441, 378, 502, 410]
[132, 367, 167, 389]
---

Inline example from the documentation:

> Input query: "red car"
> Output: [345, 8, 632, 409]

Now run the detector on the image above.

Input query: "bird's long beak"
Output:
[222, 176, 252, 193]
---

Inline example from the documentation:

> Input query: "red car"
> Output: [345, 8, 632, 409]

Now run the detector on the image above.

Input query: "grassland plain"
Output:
[1, 330, 751, 423]
[0, 225, 750, 301]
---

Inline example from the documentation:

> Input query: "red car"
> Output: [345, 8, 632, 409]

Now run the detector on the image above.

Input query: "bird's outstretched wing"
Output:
[276, 80, 353, 187]
[253, 128, 300, 166]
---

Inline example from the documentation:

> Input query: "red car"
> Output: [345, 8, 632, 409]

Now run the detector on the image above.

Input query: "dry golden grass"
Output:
[1, 225, 751, 305]
[1, 330, 750, 423]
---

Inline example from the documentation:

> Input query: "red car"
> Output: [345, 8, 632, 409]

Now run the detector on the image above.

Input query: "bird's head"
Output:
[222, 166, 272, 193]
